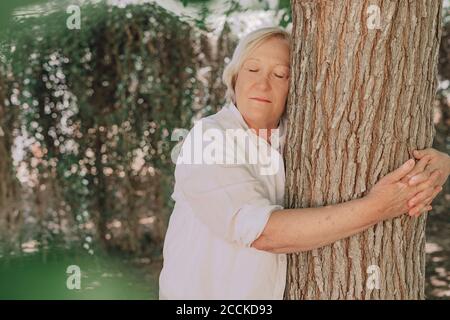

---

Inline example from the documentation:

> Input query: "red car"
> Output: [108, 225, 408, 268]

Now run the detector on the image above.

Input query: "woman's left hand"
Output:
[406, 148, 450, 217]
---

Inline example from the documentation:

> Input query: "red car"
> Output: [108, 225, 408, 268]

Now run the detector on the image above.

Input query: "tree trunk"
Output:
[284, 0, 442, 299]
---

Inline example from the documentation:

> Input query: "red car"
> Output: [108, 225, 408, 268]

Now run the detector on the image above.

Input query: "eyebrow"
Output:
[245, 58, 290, 68]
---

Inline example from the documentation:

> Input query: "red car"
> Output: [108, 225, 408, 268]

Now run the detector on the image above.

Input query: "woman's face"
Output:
[234, 36, 290, 130]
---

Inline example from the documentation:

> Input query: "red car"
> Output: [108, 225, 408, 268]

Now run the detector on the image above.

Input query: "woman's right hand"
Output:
[366, 158, 442, 221]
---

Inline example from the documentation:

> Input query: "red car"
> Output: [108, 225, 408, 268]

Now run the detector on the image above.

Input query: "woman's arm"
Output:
[251, 158, 442, 254]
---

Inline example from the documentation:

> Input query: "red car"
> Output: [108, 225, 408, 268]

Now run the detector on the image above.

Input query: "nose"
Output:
[255, 72, 270, 89]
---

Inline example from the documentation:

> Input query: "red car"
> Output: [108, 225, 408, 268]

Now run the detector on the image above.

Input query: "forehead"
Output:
[244, 38, 290, 67]
[244, 57, 290, 68]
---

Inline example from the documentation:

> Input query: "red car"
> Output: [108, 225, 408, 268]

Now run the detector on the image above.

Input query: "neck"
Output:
[243, 118, 281, 145]
[233, 102, 281, 144]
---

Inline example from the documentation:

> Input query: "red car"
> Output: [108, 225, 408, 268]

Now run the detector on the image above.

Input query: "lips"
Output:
[250, 97, 271, 103]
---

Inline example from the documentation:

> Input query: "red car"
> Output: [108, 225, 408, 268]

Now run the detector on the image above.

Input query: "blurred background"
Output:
[0, 0, 448, 299]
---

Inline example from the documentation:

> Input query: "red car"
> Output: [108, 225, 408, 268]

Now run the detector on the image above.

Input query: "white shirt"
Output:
[158, 101, 288, 300]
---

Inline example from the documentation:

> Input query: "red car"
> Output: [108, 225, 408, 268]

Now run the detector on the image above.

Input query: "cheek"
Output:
[234, 74, 247, 95]
[274, 82, 289, 102]
[236, 80, 254, 99]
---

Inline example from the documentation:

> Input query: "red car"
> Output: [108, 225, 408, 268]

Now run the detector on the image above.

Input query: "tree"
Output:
[284, 0, 442, 299]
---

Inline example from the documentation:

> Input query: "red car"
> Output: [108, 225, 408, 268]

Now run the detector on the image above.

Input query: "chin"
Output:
[248, 110, 271, 123]
[247, 104, 268, 113]
[248, 102, 272, 111]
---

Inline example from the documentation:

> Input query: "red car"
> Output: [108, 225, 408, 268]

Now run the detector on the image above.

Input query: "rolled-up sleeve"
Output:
[177, 164, 283, 248]
[173, 119, 283, 248]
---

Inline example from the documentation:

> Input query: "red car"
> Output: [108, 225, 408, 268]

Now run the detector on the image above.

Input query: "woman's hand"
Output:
[367, 159, 442, 220]
[405, 148, 450, 216]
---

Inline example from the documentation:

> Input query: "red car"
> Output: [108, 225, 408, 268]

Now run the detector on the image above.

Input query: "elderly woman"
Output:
[159, 27, 450, 300]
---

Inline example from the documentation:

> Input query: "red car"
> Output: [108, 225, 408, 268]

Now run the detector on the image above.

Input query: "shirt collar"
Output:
[223, 101, 287, 152]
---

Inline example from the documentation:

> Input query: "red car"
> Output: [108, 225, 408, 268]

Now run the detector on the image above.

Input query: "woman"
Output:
[159, 27, 450, 299]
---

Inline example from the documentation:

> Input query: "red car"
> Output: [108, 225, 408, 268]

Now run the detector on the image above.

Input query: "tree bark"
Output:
[284, 0, 442, 299]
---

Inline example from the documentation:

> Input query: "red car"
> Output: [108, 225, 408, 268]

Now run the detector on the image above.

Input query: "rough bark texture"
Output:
[284, 0, 442, 299]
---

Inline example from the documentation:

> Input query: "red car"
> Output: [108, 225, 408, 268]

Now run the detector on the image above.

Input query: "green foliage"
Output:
[0, 0, 291, 255]
[0, 0, 49, 32]
[2, 1, 202, 253]
[175, 0, 291, 31]
[277, 0, 292, 28]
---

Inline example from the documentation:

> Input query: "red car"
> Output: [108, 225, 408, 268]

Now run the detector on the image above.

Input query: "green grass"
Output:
[0, 246, 160, 300]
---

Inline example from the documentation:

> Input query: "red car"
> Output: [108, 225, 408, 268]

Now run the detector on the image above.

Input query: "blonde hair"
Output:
[222, 26, 291, 104]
